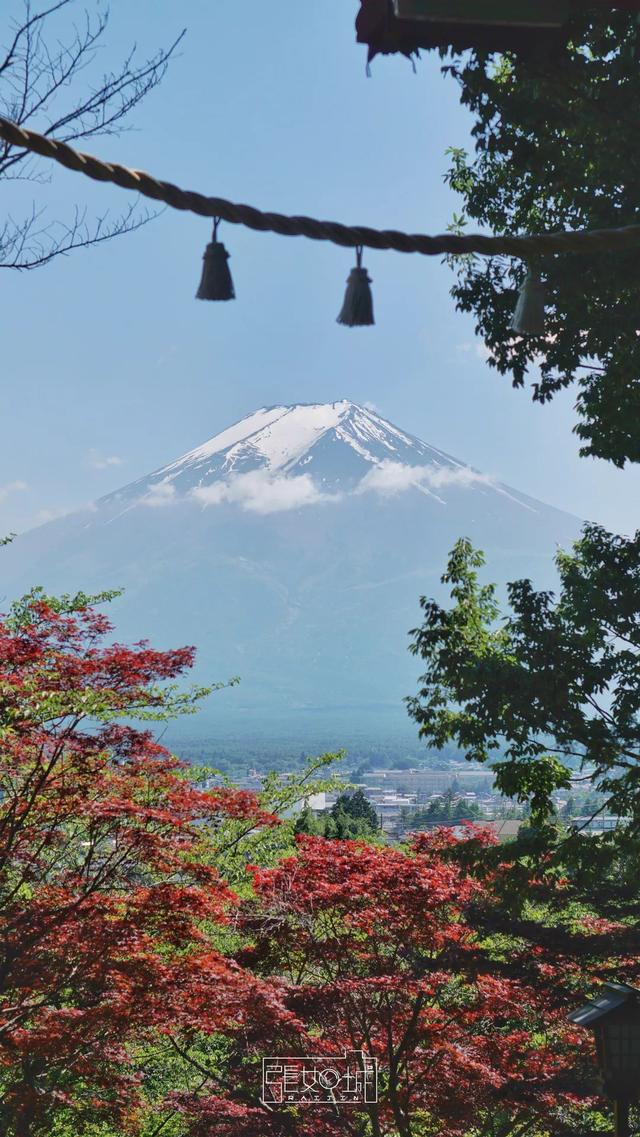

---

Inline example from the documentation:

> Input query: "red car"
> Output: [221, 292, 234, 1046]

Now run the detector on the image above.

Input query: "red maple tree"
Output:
[0, 596, 296, 1137]
[1, 596, 631, 1137]
[175, 831, 601, 1137]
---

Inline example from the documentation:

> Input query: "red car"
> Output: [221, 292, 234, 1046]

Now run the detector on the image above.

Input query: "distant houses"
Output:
[215, 763, 619, 846]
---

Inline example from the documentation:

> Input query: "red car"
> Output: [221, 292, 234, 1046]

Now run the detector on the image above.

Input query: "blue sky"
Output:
[1, 0, 638, 539]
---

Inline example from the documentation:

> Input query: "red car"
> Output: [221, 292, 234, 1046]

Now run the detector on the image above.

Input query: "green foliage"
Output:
[407, 526, 640, 849]
[171, 736, 455, 778]
[295, 786, 381, 841]
[332, 786, 379, 827]
[5, 584, 124, 627]
[405, 786, 487, 829]
[294, 802, 324, 836]
[211, 751, 347, 886]
[443, 10, 640, 465]
[389, 756, 410, 769]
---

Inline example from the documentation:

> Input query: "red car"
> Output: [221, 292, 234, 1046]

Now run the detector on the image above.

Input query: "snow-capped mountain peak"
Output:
[2, 399, 579, 744]
[96, 400, 538, 517]
[148, 401, 464, 495]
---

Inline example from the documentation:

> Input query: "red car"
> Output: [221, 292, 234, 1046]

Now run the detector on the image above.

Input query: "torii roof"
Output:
[356, 0, 640, 62]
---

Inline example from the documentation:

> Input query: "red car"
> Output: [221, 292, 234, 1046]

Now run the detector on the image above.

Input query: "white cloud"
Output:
[142, 481, 177, 508]
[356, 460, 493, 497]
[357, 462, 420, 496]
[139, 460, 493, 518]
[425, 465, 493, 490]
[0, 480, 28, 501]
[363, 400, 380, 412]
[192, 470, 338, 515]
[87, 449, 125, 470]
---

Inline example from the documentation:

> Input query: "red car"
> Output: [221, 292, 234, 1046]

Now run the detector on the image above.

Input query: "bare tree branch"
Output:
[0, 198, 160, 269]
[0, 1, 184, 269]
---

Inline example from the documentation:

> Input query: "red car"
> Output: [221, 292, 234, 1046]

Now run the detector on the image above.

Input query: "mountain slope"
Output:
[108, 400, 533, 504]
[0, 401, 581, 746]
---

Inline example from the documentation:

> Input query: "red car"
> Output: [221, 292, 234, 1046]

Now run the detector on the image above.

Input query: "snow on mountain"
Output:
[1, 401, 581, 745]
[101, 401, 534, 515]
[159, 401, 426, 477]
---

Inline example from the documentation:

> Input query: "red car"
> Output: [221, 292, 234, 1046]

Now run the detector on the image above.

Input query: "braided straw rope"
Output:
[1, 115, 639, 258]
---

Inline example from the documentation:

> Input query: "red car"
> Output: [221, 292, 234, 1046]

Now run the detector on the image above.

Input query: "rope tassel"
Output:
[196, 219, 235, 301]
[511, 264, 546, 335]
[337, 246, 374, 327]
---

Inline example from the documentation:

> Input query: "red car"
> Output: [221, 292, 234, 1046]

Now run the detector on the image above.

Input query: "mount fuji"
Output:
[1, 401, 580, 747]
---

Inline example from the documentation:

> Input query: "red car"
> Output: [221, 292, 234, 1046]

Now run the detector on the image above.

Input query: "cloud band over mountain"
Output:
[141, 461, 494, 515]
